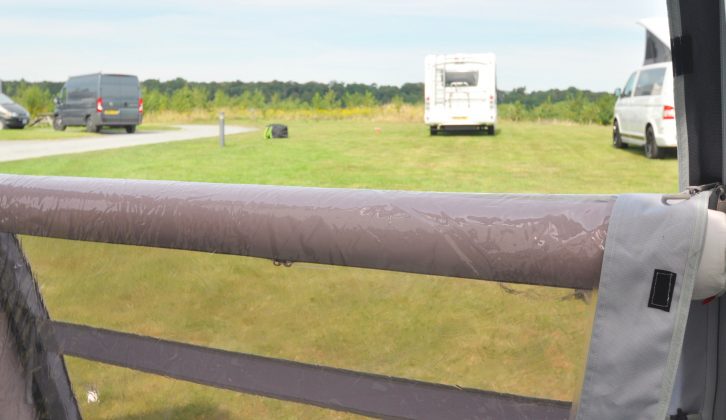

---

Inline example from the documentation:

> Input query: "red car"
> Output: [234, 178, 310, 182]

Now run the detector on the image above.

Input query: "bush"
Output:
[498, 93, 615, 125]
[15, 85, 53, 117]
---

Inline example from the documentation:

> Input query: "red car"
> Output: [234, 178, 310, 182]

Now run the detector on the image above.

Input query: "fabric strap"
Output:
[42, 320, 571, 420]
[575, 192, 710, 419]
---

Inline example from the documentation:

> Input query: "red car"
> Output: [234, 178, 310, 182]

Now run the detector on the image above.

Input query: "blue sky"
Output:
[1, 0, 667, 91]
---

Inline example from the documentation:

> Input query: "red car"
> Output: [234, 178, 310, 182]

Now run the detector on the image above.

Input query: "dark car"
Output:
[53, 73, 143, 133]
[0, 93, 30, 129]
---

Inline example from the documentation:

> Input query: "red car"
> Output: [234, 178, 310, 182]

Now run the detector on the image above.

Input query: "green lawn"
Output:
[1, 120, 678, 419]
[0, 125, 95, 140]
[0, 120, 677, 193]
[0, 124, 178, 140]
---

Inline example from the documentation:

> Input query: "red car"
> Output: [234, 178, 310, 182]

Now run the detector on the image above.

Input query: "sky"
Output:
[0, 0, 667, 91]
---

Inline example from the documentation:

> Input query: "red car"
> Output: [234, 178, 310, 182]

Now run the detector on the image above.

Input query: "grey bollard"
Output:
[219, 112, 225, 147]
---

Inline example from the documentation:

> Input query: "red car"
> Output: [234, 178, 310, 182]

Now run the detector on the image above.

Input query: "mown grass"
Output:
[0, 120, 677, 193]
[0, 124, 178, 141]
[1, 119, 678, 419]
[0, 125, 95, 140]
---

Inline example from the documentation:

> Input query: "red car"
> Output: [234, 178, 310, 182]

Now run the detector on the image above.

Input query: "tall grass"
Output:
[144, 103, 424, 124]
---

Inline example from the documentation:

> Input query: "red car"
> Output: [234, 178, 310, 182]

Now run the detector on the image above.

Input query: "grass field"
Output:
[0, 124, 178, 140]
[0, 120, 677, 193]
[0, 119, 678, 419]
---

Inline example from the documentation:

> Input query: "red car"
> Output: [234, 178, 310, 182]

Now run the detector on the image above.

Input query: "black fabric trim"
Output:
[649, 269, 677, 312]
[43, 321, 572, 420]
[671, 35, 694, 76]
[676, 0, 724, 185]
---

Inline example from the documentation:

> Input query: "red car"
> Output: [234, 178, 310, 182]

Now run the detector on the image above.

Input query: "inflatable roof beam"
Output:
[0, 174, 615, 291]
[695, 210, 726, 300]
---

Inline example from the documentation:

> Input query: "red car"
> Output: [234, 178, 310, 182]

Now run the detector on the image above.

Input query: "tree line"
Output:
[497, 86, 616, 125]
[0, 79, 616, 124]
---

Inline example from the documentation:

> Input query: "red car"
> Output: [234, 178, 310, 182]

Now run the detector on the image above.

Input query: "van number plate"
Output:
[453, 116, 468, 120]
[104, 110, 120, 116]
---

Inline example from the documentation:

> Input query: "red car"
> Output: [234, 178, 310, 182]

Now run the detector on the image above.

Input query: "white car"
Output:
[612, 62, 676, 159]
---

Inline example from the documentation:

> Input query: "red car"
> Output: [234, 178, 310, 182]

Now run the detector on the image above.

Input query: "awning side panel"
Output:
[670, 0, 724, 187]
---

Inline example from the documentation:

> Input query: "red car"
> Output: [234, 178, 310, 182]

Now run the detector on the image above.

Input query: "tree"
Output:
[191, 86, 210, 110]
[16, 85, 52, 117]
[213, 89, 230, 108]
[311, 90, 340, 109]
[170, 86, 195, 112]
[142, 88, 169, 113]
[343, 91, 377, 108]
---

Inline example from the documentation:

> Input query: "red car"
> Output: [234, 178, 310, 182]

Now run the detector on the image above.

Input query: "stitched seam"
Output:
[650, 271, 675, 308]
[576, 197, 625, 419]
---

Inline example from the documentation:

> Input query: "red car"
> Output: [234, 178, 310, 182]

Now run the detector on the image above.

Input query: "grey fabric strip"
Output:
[43, 321, 571, 420]
[667, 302, 719, 417]
[0, 233, 80, 419]
[673, 0, 724, 185]
[575, 193, 709, 419]
[0, 174, 615, 290]
[667, 0, 690, 191]
[713, 296, 726, 418]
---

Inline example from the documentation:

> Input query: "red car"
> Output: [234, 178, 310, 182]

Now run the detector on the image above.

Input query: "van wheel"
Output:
[487, 125, 495, 135]
[612, 120, 627, 148]
[644, 126, 664, 159]
[85, 117, 100, 133]
[53, 116, 66, 131]
[125, 125, 136, 134]
[430, 126, 438, 135]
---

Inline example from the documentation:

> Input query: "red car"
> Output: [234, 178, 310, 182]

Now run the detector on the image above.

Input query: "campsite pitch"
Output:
[1, 120, 677, 419]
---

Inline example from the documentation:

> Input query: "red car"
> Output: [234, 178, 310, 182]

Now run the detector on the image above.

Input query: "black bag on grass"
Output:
[264, 124, 288, 139]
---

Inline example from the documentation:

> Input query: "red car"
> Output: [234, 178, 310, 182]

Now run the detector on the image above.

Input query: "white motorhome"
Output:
[424, 53, 497, 135]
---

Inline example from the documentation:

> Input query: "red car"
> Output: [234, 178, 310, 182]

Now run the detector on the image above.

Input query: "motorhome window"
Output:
[0, 94, 12, 104]
[621, 72, 636, 97]
[445, 71, 479, 87]
[101, 76, 139, 99]
[634, 68, 666, 96]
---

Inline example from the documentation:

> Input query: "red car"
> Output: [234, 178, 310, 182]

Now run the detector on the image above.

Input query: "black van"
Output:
[53, 73, 143, 133]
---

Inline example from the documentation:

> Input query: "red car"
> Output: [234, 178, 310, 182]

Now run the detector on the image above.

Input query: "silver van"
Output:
[53, 73, 143, 133]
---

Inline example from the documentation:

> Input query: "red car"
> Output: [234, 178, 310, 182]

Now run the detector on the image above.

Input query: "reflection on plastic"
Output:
[0, 174, 615, 289]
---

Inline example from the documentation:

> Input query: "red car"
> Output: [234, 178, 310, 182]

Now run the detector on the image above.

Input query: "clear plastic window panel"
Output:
[16, 236, 596, 419]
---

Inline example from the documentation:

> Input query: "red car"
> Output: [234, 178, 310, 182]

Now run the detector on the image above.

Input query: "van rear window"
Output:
[101, 76, 139, 99]
[634, 68, 666, 96]
[445, 71, 479, 87]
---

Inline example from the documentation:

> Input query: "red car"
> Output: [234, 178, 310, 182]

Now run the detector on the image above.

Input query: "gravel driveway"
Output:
[0, 125, 255, 163]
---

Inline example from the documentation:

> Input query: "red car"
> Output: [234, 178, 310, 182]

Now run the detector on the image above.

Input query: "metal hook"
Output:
[661, 193, 690, 205]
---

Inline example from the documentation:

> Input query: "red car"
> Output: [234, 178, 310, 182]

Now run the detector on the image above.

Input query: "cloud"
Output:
[1, 0, 665, 91]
